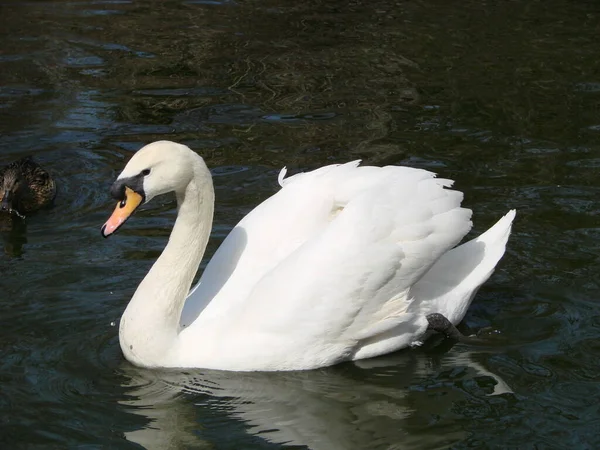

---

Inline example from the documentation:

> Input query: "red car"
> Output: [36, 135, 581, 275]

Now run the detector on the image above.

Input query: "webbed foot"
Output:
[426, 313, 503, 346]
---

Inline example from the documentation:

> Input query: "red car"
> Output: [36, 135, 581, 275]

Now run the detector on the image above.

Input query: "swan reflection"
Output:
[120, 349, 511, 450]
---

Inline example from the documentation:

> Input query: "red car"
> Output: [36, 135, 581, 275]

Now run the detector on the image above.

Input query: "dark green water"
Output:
[1, 0, 599, 448]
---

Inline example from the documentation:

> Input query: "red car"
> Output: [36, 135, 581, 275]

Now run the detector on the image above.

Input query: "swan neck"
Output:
[119, 157, 214, 366]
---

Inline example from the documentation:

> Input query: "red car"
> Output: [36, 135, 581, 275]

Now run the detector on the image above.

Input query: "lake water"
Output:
[1, 0, 599, 448]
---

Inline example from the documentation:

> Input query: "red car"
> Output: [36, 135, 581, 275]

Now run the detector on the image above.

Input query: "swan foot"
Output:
[426, 314, 503, 346]
[471, 326, 502, 339]
[426, 313, 466, 341]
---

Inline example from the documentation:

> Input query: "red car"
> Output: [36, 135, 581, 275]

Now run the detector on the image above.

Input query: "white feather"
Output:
[277, 166, 287, 187]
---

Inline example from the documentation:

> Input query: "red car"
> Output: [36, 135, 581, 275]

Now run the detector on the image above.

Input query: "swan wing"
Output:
[181, 162, 367, 326]
[202, 163, 475, 369]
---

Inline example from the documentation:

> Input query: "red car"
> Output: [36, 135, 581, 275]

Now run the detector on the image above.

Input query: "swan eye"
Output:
[119, 198, 126, 208]
[142, 169, 151, 176]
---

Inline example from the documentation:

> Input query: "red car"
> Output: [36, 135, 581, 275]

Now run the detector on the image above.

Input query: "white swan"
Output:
[101, 140, 516, 371]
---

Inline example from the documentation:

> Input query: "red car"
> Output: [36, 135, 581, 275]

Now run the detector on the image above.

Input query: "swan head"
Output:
[101, 141, 195, 237]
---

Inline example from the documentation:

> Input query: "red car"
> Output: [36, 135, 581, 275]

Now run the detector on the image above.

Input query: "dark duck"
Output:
[0, 157, 56, 218]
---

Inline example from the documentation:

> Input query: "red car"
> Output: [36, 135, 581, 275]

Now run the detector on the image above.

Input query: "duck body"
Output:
[102, 141, 516, 371]
[0, 157, 56, 216]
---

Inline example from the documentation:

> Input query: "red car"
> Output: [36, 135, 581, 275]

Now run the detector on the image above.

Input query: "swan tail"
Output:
[409, 209, 516, 324]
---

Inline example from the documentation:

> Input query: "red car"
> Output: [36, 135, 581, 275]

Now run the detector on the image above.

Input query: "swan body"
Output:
[102, 141, 515, 371]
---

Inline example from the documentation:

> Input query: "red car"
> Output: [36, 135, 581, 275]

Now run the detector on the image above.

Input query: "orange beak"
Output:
[101, 187, 143, 238]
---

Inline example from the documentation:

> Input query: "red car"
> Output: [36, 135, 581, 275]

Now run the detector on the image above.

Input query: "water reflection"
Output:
[121, 350, 511, 449]
[0, 215, 27, 257]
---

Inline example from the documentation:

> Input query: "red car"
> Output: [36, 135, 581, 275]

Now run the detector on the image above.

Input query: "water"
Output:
[1, 0, 599, 448]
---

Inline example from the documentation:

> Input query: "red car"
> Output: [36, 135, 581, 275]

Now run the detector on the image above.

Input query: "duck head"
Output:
[0, 167, 26, 216]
